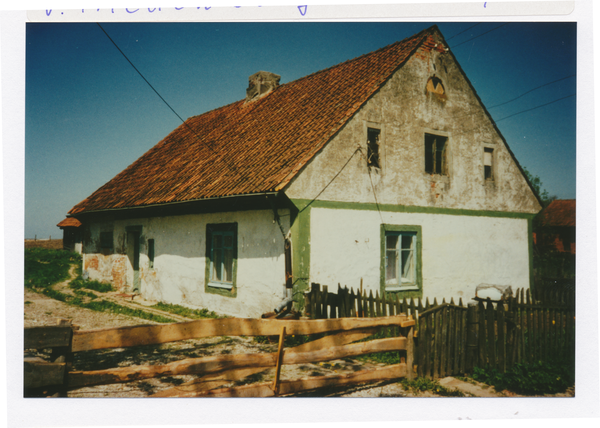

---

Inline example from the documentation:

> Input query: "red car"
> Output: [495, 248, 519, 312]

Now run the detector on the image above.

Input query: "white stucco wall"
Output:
[84, 209, 290, 318]
[309, 207, 530, 302]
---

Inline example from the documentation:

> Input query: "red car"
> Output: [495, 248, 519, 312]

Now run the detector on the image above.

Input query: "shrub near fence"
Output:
[305, 283, 575, 379]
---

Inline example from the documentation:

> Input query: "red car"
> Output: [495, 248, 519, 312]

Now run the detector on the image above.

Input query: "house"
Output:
[57, 217, 83, 254]
[535, 199, 576, 254]
[63, 26, 542, 318]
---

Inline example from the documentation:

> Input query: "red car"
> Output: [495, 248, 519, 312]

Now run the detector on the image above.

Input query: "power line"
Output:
[445, 23, 482, 41]
[97, 23, 187, 125]
[299, 147, 362, 213]
[488, 74, 575, 109]
[495, 93, 575, 122]
[96, 23, 243, 178]
[450, 23, 509, 49]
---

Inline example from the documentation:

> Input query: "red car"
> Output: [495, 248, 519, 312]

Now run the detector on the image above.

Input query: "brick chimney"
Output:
[246, 71, 280, 102]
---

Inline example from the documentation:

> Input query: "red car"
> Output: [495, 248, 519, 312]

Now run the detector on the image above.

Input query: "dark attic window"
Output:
[367, 128, 381, 168]
[425, 133, 448, 175]
[484, 147, 494, 181]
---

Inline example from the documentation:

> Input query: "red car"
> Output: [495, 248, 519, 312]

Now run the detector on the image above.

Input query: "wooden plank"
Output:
[71, 315, 411, 352]
[323, 285, 329, 319]
[150, 367, 266, 397]
[24, 360, 66, 389]
[417, 314, 426, 378]
[486, 299, 496, 369]
[433, 309, 441, 378]
[163, 364, 407, 398]
[497, 303, 506, 372]
[440, 306, 447, 377]
[368, 290, 375, 318]
[68, 336, 408, 389]
[405, 325, 415, 380]
[152, 327, 379, 398]
[24, 326, 72, 349]
[478, 301, 486, 367]
[272, 326, 286, 395]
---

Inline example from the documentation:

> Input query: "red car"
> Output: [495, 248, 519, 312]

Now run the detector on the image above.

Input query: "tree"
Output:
[522, 166, 555, 207]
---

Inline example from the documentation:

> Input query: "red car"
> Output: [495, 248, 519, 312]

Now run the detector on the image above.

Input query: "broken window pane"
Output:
[425, 133, 447, 175]
[367, 128, 381, 168]
[484, 147, 494, 180]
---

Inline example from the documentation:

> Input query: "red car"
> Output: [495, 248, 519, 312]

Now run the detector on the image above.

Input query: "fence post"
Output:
[405, 322, 415, 380]
[465, 302, 478, 373]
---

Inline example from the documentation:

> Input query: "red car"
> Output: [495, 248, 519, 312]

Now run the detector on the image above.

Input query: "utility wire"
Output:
[450, 23, 509, 49]
[299, 147, 362, 213]
[96, 23, 243, 178]
[97, 23, 187, 125]
[488, 74, 575, 109]
[357, 148, 386, 231]
[495, 93, 575, 122]
[445, 23, 482, 41]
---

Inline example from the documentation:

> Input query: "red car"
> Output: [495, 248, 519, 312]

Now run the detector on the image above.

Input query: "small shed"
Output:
[57, 217, 82, 254]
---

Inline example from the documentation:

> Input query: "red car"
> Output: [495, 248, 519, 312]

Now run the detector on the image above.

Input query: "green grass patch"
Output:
[70, 276, 113, 293]
[25, 248, 81, 289]
[150, 302, 222, 319]
[472, 361, 574, 395]
[399, 377, 465, 397]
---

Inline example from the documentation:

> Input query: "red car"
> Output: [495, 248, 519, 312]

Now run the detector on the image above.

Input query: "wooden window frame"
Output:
[380, 224, 423, 298]
[205, 223, 238, 297]
[425, 133, 448, 176]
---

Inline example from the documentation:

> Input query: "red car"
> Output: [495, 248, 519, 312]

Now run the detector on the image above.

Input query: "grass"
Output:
[25, 247, 175, 324]
[25, 248, 80, 289]
[472, 360, 574, 395]
[70, 276, 113, 293]
[150, 302, 222, 319]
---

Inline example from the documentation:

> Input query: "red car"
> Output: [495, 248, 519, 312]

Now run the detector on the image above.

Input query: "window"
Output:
[381, 225, 422, 296]
[484, 147, 494, 181]
[205, 223, 237, 295]
[367, 128, 381, 168]
[99, 231, 113, 249]
[425, 133, 448, 175]
[148, 239, 155, 269]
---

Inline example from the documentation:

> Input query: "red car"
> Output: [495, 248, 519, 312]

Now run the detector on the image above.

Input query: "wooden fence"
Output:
[24, 315, 415, 398]
[305, 283, 575, 379]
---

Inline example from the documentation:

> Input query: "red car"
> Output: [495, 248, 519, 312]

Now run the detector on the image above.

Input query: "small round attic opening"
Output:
[426, 75, 445, 95]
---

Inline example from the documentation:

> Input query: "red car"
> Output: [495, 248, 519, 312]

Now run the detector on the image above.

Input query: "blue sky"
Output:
[25, 21, 576, 238]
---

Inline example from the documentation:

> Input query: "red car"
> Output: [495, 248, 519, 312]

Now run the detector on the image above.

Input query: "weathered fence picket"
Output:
[305, 283, 574, 379]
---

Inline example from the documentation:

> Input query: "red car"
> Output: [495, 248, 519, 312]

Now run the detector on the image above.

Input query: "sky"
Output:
[25, 21, 577, 239]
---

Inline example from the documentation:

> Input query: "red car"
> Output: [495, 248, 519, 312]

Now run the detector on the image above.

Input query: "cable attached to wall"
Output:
[357, 147, 387, 233]
[298, 147, 362, 213]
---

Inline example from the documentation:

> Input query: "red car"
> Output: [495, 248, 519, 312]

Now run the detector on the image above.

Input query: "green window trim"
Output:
[380, 224, 423, 299]
[205, 223, 238, 298]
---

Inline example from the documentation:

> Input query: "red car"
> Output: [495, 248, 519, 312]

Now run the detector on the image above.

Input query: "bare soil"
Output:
[24, 239, 64, 250]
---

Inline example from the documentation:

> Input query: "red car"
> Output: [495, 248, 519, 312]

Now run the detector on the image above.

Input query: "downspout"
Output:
[267, 194, 294, 313]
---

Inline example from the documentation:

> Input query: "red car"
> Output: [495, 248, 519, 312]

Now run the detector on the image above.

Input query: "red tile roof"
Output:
[69, 27, 438, 215]
[539, 199, 576, 227]
[57, 217, 82, 228]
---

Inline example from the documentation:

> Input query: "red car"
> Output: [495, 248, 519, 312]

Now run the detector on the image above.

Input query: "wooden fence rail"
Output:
[306, 283, 575, 379]
[24, 315, 415, 398]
